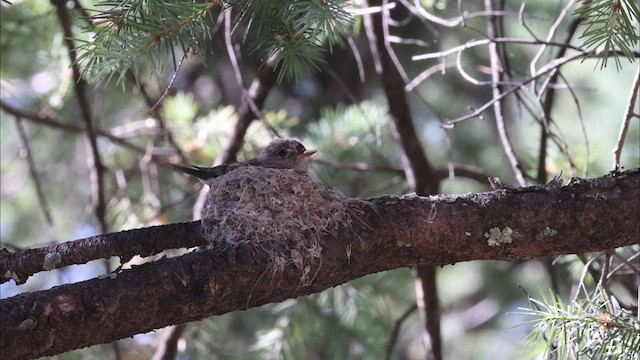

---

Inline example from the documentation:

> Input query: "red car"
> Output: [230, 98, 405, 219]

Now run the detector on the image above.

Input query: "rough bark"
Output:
[0, 222, 204, 285]
[1, 169, 639, 360]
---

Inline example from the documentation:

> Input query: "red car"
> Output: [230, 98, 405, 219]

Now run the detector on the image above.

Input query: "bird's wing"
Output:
[169, 163, 232, 181]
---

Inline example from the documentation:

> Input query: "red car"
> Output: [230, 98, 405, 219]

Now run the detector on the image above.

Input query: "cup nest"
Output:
[201, 166, 351, 283]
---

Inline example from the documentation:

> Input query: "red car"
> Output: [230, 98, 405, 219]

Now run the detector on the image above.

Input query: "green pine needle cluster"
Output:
[76, 0, 352, 85]
[519, 288, 640, 359]
[575, 0, 640, 70]
[230, 0, 351, 82]
[77, 0, 218, 85]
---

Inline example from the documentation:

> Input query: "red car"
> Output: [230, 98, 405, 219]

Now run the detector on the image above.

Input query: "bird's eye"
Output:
[278, 149, 287, 157]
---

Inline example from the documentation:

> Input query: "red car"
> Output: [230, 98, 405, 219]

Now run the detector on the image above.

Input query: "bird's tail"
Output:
[168, 163, 230, 182]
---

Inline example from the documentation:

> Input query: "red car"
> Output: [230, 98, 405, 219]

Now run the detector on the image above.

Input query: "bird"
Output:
[170, 138, 316, 185]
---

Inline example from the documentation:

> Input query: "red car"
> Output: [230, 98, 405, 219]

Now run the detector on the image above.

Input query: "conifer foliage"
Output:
[77, 0, 352, 84]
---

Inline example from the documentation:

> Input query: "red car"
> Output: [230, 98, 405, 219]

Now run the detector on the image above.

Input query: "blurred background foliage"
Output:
[1, 0, 638, 359]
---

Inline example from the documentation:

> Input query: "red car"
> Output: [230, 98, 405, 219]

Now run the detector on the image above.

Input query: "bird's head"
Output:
[258, 138, 316, 173]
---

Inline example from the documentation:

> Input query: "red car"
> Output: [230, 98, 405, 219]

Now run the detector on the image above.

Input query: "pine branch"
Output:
[575, 0, 640, 70]
[233, 0, 352, 82]
[519, 287, 640, 358]
[76, 0, 352, 84]
[76, 0, 218, 85]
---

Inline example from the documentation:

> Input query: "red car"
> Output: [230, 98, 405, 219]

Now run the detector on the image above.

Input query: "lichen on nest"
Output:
[201, 166, 352, 283]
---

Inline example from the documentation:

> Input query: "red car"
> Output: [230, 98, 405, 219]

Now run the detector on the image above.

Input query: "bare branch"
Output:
[405, 61, 455, 91]
[315, 159, 488, 185]
[148, 49, 191, 116]
[412, 38, 585, 61]
[557, 71, 589, 177]
[385, 304, 417, 360]
[529, 0, 577, 78]
[415, 265, 441, 359]
[408, 0, 464, 27]
[151, 324, 187, 360]
[0, 222, 205, 285]
[364, 0, 437, 194]
[0, 100, 147, 154]
[486, 0, 526, 186]
[13, 118, 58, 243]
[52, 0, 107, 234]
[214, 58, 279, 167]
[443, 52, 587, 127]
[613, 67, 640, 169]
[347, 35, 366, 83]
[536, 16, 583, 183]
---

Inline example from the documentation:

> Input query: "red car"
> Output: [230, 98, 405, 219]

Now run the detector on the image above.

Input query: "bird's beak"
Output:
[300, 149, 317, 158]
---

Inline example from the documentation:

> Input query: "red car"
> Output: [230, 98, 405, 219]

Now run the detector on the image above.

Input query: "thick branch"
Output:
[0, 222, 204, 284]
[0, 162, 488, 285]
[1, 169, 638, 359]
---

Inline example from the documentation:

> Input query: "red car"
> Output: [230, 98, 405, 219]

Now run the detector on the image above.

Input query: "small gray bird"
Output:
[170, 138, 316, 185]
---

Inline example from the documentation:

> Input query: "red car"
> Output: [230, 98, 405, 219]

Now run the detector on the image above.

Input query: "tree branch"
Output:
[486, 0, 527, 186]
[215, 57, 278, 166]
[364, 0, 442, 356]
[385, 303, 417, 360]
[13, 118, 58, 243]
[0, 100, 147, 155]
[613, 67, 640, 170]
[442, 51, 588, 127]
[0, 222, 205, 284]
[2, 168, 637, 360]
[537, 16, 583, 183]
[51, 0, 107, 234]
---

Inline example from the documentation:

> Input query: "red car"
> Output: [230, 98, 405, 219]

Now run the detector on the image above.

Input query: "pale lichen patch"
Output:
[5, 270, 20, 283]
[43, 252, 62, 270]
[485, 226, 513, 247]
[543, 227, 558, 237]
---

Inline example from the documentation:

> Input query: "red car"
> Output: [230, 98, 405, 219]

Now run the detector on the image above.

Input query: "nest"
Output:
[201, 166, 352, 283]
